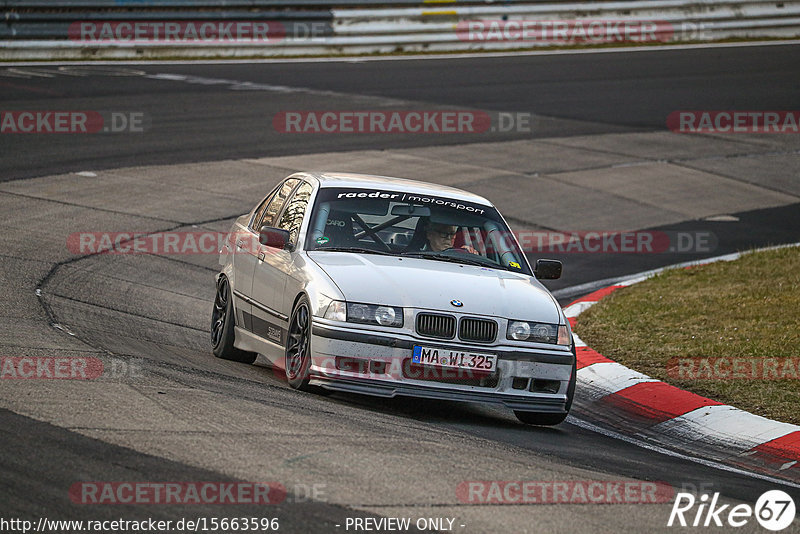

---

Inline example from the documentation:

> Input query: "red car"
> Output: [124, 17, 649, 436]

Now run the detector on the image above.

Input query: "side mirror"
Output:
[534, 259, 562, 280]
[259, 226, 292, 250]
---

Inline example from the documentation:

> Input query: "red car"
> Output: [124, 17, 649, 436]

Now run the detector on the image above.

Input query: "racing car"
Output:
[212, 172, 575, 425]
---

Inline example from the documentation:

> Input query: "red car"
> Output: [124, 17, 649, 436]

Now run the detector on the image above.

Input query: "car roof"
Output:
[302, 172, 494, 207]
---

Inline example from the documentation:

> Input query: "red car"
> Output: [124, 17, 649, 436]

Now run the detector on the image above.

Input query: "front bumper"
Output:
[308, 322, 574, 413]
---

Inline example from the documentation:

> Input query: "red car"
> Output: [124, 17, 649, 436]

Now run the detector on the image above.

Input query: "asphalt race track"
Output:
[1, 43, 800, 533]
[3, 44, 800, 181]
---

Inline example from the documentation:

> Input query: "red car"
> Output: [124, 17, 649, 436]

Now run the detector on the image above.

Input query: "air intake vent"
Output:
[459, 318, 497, 343]
[416, 313, 456, 339]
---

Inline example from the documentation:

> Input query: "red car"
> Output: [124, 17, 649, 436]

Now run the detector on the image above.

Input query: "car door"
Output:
[230, 186, 280, 328]
[247, 178, 302, 345]
[272, 181, 315, 316]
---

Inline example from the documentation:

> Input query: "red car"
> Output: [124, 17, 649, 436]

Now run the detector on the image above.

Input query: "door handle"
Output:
[236, 240, 245, 249]
[258, 251, 265, 261]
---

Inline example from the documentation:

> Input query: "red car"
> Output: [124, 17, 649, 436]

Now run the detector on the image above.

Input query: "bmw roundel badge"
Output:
[450, 299, 463, 307]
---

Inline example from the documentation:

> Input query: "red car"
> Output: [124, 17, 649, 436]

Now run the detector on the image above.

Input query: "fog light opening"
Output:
[511, 377, 529, 390]
[530, 379, 560, 394]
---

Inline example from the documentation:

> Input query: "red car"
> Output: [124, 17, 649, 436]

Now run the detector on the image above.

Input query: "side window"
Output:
[251, 193, 275, 231]
[277, 182, 313, 245]
[255, 178, 299, 230]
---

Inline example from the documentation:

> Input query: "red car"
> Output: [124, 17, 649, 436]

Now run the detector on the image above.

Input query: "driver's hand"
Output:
[460, 245, 478, 255]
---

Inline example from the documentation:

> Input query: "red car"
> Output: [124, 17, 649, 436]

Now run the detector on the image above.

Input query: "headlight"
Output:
[347, 302, 403, 327]
[322, 300, 346, 322]
[322, 300, 403, 328]
[507, 321, 531, 340]
[507, 321, 571, 346]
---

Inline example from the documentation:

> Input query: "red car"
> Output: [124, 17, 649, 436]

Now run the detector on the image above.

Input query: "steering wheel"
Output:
[446, 246, 478, 255]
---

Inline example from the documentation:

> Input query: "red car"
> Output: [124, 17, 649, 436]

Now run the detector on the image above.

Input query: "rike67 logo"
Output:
[668, 490, 796, 531]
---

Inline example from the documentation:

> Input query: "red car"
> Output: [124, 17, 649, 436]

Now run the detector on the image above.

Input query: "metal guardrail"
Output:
[2, 9, 335, 40]
[1, 0, 799, 59]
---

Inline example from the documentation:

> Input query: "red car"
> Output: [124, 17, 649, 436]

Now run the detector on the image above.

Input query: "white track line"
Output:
[567, 416, 800, 491]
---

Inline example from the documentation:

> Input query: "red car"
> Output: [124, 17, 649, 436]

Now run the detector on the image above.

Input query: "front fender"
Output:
[287, 252, 345, 318]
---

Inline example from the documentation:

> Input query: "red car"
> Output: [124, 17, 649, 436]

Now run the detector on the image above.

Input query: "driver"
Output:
[424, 223, 478, 254]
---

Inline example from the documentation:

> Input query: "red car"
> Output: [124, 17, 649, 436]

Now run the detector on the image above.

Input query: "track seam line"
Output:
[0, 189, 181, 224]
[668, 159, 800, 200]
[47, 292, 207, 332]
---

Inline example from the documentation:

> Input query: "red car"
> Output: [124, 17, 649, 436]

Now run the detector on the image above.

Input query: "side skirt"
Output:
[233, 326, 285, 365]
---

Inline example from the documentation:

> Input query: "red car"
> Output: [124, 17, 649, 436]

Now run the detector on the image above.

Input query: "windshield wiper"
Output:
[402, 251, 490, 267]
[314, 246, 396, 256]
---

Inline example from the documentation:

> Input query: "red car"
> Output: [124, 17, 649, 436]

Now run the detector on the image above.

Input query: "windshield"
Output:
[305, 187, 531, 275]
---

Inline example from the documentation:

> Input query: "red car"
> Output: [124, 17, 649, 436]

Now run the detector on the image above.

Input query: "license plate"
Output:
[412, 345, 497, 372]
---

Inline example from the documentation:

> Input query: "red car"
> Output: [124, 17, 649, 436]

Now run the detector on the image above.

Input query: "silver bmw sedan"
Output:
[212, 172, 575, 425]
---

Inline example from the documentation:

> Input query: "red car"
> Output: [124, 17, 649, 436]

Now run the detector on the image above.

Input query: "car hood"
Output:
[308, 252, 561, 323]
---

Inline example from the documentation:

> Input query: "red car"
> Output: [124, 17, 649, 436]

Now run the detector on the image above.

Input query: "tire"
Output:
[211, 276, 258, 364]
[514, 410, 568, 426]
[285, 295, 315, 391]
[514, 347, 577, 426]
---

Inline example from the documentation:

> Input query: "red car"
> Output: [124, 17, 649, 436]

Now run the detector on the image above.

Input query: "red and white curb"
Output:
[563, 244, 800, 482]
